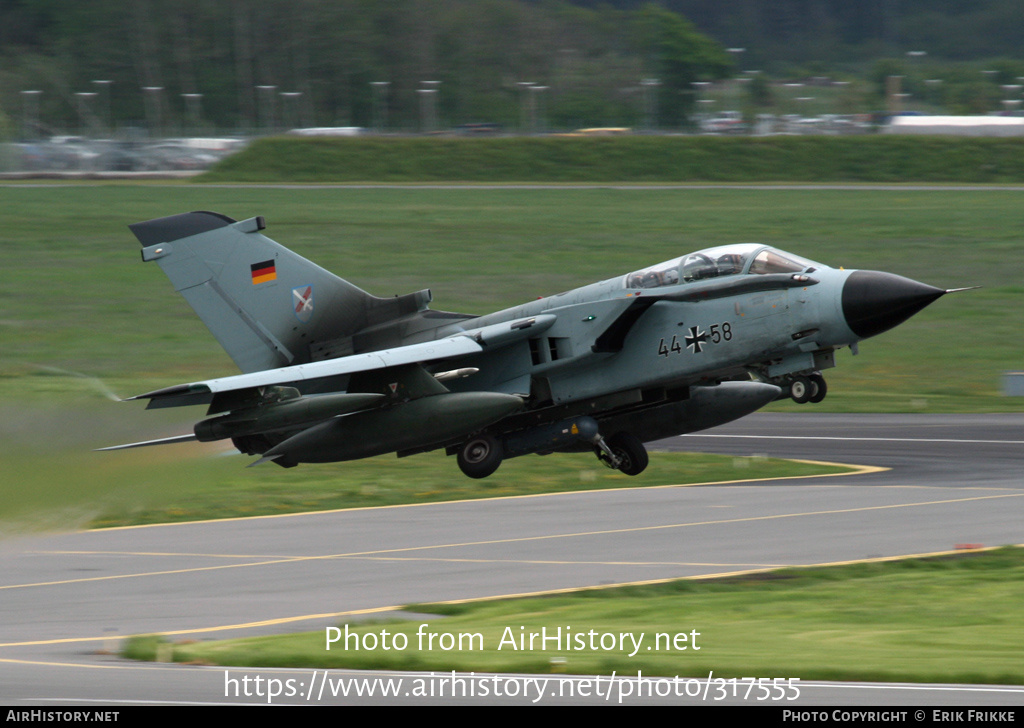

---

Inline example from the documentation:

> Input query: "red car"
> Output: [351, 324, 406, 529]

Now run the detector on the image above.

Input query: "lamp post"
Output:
[726, 49, 747, 117]
[370, 81, 389, 133]
[726, 48, 746, 70]
[92, 80, 113, 136]
[74, 92, 98, 136]
[517, 82, 534, 133]
[999, 84, 1022, 116]
[796, 96, 816, 123]
[528, 84, 548, 134]
[640, 78, 660, 132]
[696, 97, 714, 131]
[142, 86, 164, 139]
[419, 80, 440, 133]
[279, 92, 302, 131]
[255, 85, 277, 133]
[783, 82, 804, 117]
[692, 81, 711, 129]
[20, 90, 41, 140]
[883, 76, 902, 115]
[922, 79, 943, 113]
[182, 93, 203, 135]
[978, 70, 1002, 113]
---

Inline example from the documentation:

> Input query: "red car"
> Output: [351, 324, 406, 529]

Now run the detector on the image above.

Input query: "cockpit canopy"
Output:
[625, 244, 818, 289]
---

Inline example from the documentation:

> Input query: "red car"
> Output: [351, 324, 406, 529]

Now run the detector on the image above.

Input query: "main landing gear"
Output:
[457, 434, 503, 479]
[455, 427, 650, 478]
[594, 431, 649, 476]
[788, 372, 827, 404]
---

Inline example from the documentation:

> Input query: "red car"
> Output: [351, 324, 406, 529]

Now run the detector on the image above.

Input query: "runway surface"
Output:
[0, 413, 1021, 705]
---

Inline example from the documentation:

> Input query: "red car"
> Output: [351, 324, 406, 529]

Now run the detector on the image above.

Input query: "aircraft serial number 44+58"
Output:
[103, 211, 964, 478]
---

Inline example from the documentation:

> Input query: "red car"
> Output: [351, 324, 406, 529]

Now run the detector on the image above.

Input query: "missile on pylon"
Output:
[194, 392, 386, 442]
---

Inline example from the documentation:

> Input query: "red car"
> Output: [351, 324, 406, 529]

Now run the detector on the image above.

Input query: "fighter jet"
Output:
[104, 211, 955, 478]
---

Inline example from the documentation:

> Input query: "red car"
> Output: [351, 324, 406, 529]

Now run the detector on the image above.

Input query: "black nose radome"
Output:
[842, 270, 945, 340]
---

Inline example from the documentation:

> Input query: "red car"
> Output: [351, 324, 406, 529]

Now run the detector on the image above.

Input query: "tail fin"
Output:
[131, 211, 433, 373]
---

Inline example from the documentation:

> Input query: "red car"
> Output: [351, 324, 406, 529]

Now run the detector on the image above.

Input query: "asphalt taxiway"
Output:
[0, 413, 1021, 705]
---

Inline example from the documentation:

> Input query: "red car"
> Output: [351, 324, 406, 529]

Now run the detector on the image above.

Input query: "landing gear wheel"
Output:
[603, 432, 649, 476]
[808, 373, 828, 403]
[790, 375, 813, 404]
[457, 435, 503, 479]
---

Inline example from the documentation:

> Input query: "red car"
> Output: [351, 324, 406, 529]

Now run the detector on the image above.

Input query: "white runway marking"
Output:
[682, 434, 1024, 445]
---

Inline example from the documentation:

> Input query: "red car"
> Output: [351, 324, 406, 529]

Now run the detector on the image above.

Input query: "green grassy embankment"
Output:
[5, 185, 1020, 412]
[203, 135, 1024, 183]
[0, 431, 842, 530]
[128, 547, 1024, 685]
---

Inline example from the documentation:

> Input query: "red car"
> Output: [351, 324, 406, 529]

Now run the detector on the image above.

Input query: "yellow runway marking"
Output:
[26, 550, 788, 571]
[0, 607, 401, 649]
[424, 545, 1022, 606]
[328, 557, 787, 567]
[33, 549, 289, 559]
[89, 458, 884, 532]
[3, 546, 1016, 650]
[0, 556, 314, 591]
[0, 657, 176, 669]
[4, 491, 1020, 592]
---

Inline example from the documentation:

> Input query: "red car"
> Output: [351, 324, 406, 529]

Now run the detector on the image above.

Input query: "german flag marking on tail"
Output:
[251, 259, 277, 284]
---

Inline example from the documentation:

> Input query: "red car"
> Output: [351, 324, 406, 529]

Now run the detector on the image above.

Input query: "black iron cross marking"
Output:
[685, 326, 708, 353]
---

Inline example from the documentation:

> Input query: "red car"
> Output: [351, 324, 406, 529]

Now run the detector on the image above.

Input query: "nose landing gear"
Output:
[789, 372, 827, 404]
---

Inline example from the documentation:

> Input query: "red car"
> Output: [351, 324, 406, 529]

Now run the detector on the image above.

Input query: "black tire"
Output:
[457, 435, 503, 479]
[790, 375, 813, 404]
[808, 373, 828, 403]
[607, 432, 649, 476]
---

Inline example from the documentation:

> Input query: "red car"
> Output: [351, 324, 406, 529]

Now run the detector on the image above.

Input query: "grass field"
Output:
[4, 183, 1021, 409]
[128, 547, 1024, 685]
[0, 419, 847, 531]
[1, 183, 1021, 528]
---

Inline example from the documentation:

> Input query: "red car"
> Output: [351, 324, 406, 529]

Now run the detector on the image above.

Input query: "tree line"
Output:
[2, 0, 1022, 138]
[0, 0, 731, 136]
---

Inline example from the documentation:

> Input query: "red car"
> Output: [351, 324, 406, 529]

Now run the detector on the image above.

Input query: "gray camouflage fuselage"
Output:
[110, 212, 949, 477]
